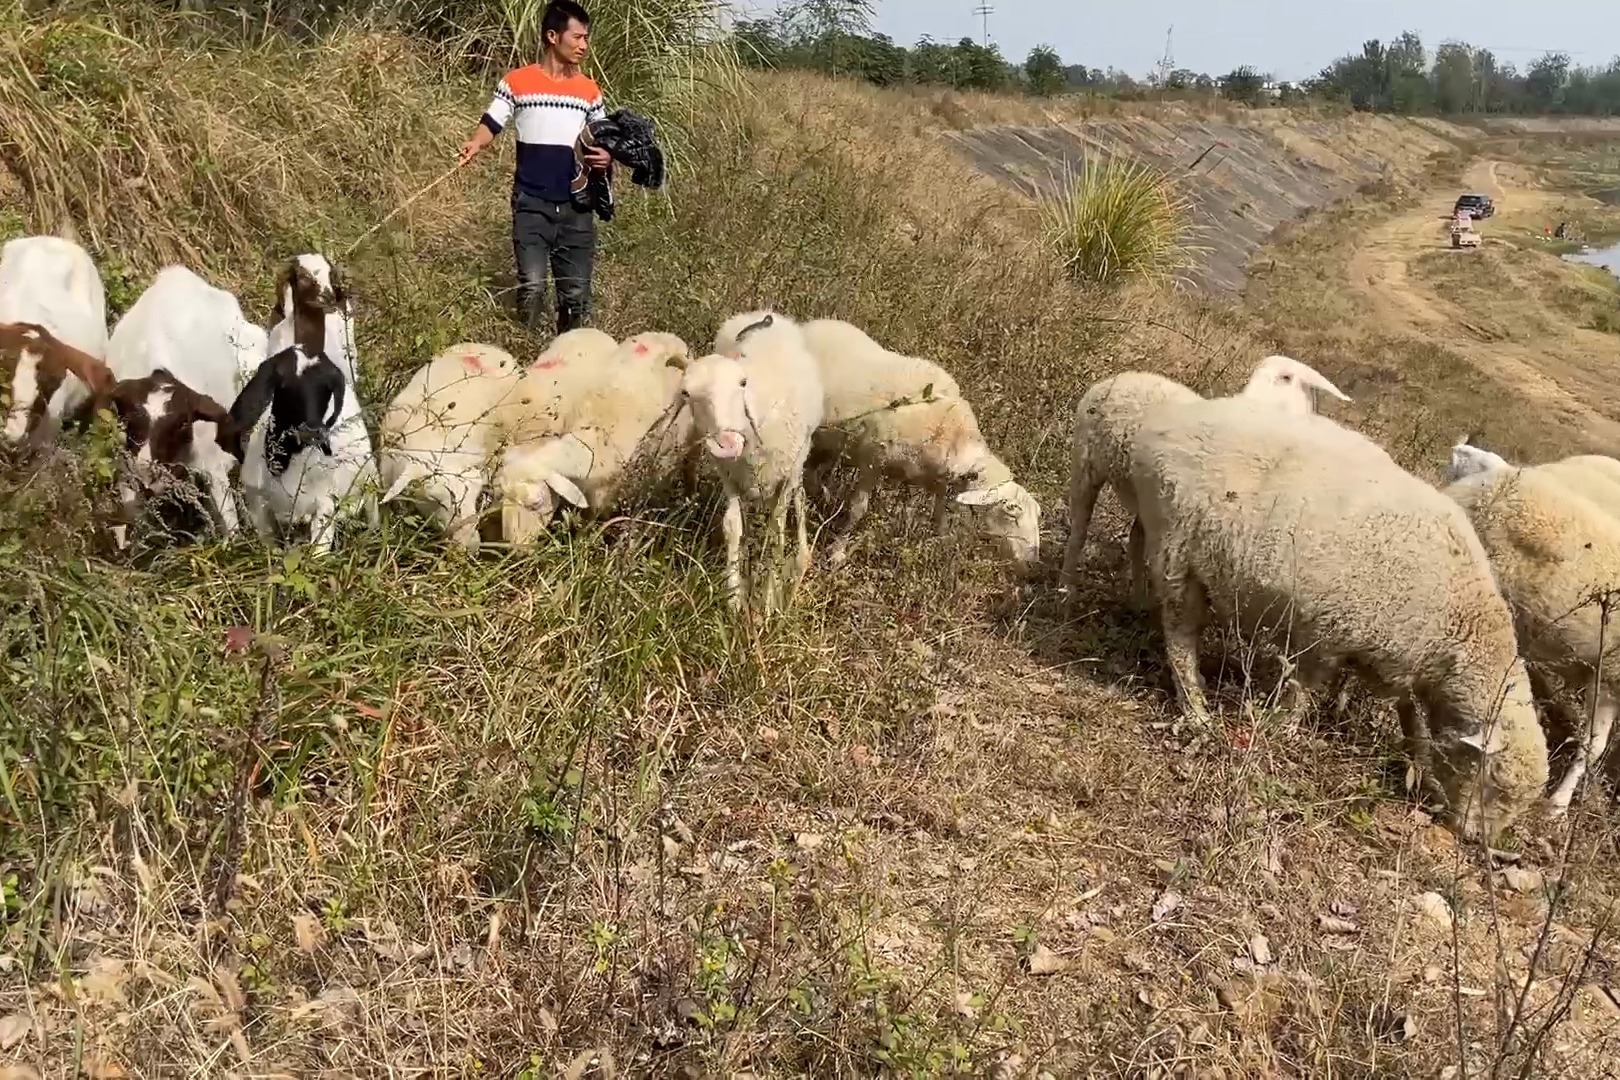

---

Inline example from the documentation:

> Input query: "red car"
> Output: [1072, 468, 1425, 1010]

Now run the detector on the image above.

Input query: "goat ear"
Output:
[317, 357, 346, 429]
[546, 471, 589, 509]
[231, 351, 287, 429]
[269, 259, 296, 323]
[329, 263, 352, 310]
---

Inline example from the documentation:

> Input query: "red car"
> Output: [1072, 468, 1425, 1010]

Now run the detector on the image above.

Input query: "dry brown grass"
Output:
[3, 6, 1620, 1077]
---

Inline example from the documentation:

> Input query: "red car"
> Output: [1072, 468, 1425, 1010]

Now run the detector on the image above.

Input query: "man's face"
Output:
[547, 17, 590, 64]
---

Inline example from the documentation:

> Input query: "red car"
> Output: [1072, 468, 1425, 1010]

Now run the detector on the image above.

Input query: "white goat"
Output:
[0, 232, 108, 444]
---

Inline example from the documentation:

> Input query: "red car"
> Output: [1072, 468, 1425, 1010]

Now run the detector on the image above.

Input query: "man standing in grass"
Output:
[459, 0, 611, 334]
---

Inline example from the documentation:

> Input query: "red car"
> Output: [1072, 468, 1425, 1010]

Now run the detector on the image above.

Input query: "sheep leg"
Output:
[827, 466, 878, 569]
[1546, 683, 1618, 814]
[1060, 467, 1104, 606]
[785, 482, 811, 605]
[1396, 695, 1439, 800]
[931, 489, 950, 534]
[765, 482, 792, 615]
[1125, 518, 1149, 610]
[720, 493, 744, 612]
[1153, 540, 1212, 724]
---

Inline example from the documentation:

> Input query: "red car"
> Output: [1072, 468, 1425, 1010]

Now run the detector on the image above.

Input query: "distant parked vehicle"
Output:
[1454, 193, 1495, 219]
[1451, 210, 1482, 248]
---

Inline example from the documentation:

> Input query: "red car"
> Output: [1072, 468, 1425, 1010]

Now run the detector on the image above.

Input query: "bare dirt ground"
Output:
[1346, 157, 1620, 451]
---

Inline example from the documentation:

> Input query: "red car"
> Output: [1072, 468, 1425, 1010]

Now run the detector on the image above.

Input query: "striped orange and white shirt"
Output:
[480, 65, 606, 203]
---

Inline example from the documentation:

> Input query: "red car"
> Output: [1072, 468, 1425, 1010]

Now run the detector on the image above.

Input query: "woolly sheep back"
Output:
[1130, 396, 1547, 838]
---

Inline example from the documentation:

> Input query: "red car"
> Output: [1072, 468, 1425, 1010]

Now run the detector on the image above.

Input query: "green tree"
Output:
[1219, 65, 1265, 106]
[1431, 41, 1476, 113]
[1025, 44, 1064, 96]
[1526, 51, 1570, 110]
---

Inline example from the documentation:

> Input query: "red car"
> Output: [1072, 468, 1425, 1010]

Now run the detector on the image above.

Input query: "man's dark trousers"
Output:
[511, 188, 596, 335]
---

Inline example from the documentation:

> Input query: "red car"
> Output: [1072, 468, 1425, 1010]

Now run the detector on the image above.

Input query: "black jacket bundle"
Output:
[570, 109, 666, 222]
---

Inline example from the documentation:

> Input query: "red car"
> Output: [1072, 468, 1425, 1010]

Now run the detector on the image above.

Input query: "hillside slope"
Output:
[2, 13, 1618, 1078]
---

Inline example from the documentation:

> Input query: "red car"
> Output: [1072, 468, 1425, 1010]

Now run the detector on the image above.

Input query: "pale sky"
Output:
[742, 1, 1620, 84]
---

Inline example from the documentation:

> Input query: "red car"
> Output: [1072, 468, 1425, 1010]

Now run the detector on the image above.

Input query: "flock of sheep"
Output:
[3, 226, 1617, 838]
[1061, 357, 1620, 836]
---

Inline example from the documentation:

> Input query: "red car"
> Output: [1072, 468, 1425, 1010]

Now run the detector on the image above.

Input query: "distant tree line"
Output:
[735, 6, 1620, 118]
[1308, 33, 1620, 115]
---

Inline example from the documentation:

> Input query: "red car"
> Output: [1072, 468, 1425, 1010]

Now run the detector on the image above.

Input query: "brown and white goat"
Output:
[0, 321, 116, 447]
[0, 232, 109, 444]
[267, 253, 357, 386]
[84, 369, 246, 547]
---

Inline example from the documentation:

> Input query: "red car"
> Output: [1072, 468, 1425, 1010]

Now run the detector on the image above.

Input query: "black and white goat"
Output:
[231, 344, 379, 555]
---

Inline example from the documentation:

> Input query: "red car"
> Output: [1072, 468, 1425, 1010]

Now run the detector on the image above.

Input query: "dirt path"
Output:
[1344, 159, 1620, 449]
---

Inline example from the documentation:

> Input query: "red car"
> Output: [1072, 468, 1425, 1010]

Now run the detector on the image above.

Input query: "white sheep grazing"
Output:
[495, 331, 693, 543]
[1060, 355, 1352, 608]
[677, 313, 824, 614]
[0, 232, 109, 444]
[1442, 442, 1620, 814]
[231, 344, 379, 556]
[767, 316, 1039, 570]
[378, 341, 529, 547]
[1129, 397, 1547, 839]
[267, 253, 358, 386]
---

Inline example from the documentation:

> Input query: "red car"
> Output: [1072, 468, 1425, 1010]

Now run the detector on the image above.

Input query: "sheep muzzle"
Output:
[705, 430, 745, 460]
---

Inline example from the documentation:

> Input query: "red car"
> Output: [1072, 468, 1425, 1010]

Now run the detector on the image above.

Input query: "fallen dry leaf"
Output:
[292, 913, 324, 954]
[222, 625, 255, 655]
[1498, 867, 1544, 894]
[0, 1068, 43, 1080]
[78, 957, 129, 1006]
[1151, 889, 1183, 923]
[1249, 934, 1273, 966]
[1023, 943, 1070, 976]
[81, 1057, 127, 1079]
[1318, 915, 1359, 935]
[538, 1006, 559, 1035]
[953, 991, 980, 1020]
[794, 832, 825, 850]
[1409, 891, 1454, 928]
[0, 1013, 32, 1051]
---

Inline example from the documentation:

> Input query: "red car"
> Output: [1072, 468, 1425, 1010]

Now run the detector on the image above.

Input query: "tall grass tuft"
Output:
[1038, 154, 1197, 289]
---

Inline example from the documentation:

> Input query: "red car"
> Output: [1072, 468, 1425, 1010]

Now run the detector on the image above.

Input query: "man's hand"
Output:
[582, 146, 611, 170]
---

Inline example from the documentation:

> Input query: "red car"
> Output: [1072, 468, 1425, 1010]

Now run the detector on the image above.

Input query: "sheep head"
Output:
[679, 353, 750, 461]
[498, 440, 590, 545]
[955, 479, 1042, 567]
[713, 308, 790, 359]
[1445, 434, 1511, 483]
[1241, 355, 1351, 415]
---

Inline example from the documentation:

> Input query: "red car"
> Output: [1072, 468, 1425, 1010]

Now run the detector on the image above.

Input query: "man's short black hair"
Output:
[542, 0, 591, 44]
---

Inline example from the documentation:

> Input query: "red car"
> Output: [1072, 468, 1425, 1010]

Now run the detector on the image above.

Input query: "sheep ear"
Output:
[1447, 441, 1508, 481]
[546, 471, 588, 508]
[1459, 725, 1507, 756]
[664, 354, 687, 371]
[954, 487, 1000, 507]
[1291, 363, 1350, 403]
